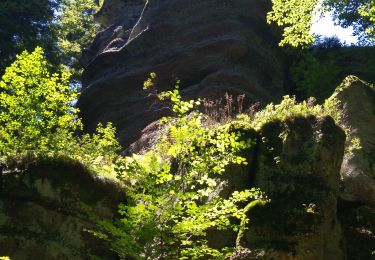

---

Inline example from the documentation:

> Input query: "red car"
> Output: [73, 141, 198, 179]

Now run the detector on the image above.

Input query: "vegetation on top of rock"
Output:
[244, 95, 339, 130]
[238, 79, 361, 157]
[91, 79, 267, 259]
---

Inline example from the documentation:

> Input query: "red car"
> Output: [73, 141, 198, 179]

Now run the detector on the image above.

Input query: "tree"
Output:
[0, 47, 79, 156]
[0, 47, 120, 177]
[0, 0, 103, 80]
[327, 0, 375, 44]
[0, 0, 58, 72]
[268, 0, 375, 47]
[54, 0, 103, 78]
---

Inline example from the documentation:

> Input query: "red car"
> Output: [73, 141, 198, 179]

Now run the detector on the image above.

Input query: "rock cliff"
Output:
[2, 0, 375, 259]
[78, 0, 285, 147]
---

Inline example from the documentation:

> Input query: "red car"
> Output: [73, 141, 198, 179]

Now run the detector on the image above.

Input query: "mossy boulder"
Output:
[331, 76, 375, 206]
[0, 158, 124, 260]
[236, 116, 346, 259]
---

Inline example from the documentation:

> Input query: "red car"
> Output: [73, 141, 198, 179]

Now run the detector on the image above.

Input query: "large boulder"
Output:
[78, 0, 285, 147]
[236, 116, 346, 259]
[0, 159, 123, 259]
[331, 76, 375, 206]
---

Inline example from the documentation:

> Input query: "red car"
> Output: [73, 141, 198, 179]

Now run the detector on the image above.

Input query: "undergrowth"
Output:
[90, 75, 267, 259]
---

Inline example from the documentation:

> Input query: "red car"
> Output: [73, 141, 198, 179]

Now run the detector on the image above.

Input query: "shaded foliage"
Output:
[290, 43, 375, 101]
[327, 0, 375, 44]
[54, 0, 103, 79]
[0, 0, 102, 80]
[0, 0, 59, 72]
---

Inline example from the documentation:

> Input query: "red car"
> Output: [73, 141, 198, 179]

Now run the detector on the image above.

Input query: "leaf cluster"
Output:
[0, 0, 58, 72]
[95, 78, 265, 259]
[268, 0, 375, 47]
[267, 0, 321, 47]
[0, 47, 120, 178]
[54, 0, 103, 78]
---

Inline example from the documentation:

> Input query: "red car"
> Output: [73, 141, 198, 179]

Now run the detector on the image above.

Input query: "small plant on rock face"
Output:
[93, 75, 266, 259]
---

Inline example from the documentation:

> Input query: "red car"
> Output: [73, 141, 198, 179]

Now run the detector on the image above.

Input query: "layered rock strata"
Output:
[78, 0, 285, 147]
[0, 159, 123, 259]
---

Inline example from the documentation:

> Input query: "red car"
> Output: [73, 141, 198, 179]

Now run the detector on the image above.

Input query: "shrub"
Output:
[0, 47, 120, 177]
[92, 80, 266, 259]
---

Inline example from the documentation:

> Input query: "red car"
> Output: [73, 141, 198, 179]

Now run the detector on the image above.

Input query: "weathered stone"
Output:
[236, 116, 346, 259]
[0, 158, 123, 259]
[339, 204, 375, 260]
[331, 76, 375, 206]
[78, 0, 285, 147]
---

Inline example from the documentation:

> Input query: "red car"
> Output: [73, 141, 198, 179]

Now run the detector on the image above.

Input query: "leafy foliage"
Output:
[290, 44, 375, 101]
[93, 78, 266, 259]
[0, 0, 58, 71]
[291, 52, 341, 101]
[0, 47, 77, 155]
[0, 47, 120, 177]
[327, 0, 375, 44]
[0, 0, 102, 79]
[54, 0, 103, 78]
[267, 0, 321, 47]
[268, 0, 375, 47]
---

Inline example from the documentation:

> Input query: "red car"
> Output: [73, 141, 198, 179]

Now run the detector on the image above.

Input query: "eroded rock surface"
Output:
[332, 76, 375, 206]
[78, 0, 285, 147]
[0, 159, 123, 260]
[236, 116, 346, 259]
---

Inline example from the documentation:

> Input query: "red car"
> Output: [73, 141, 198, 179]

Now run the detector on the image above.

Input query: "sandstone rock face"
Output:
[332, 76, 375, 206]
[0, 159, 123, 259]
[236, 116, 346, 259]
[78, 0, 285, 147]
